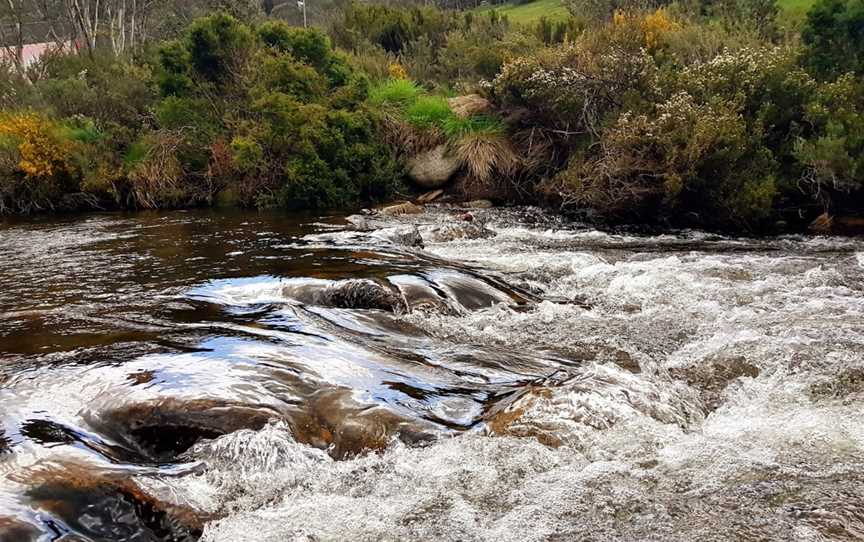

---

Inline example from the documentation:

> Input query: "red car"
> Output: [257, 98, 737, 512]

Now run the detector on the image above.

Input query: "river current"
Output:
[0, 206, 863, 541]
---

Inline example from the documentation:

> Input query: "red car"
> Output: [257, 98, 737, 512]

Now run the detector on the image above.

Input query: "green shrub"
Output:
[186, 12, 255, 84]
[802, 0, 864, 80]
[795, 74, 864, 202]
[551, 92, 778, 228]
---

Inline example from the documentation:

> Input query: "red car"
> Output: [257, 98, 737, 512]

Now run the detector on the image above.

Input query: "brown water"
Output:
[1, 207, 863, 541]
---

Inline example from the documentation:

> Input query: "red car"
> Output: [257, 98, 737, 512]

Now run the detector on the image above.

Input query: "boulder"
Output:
[425, 222, 496, 243]
[448, 94, 492, 119]
[835, 215, 864, 235]
[378, 226, 424, 248]
[319, 279, 406, 312]
[407, 145, 460, 189]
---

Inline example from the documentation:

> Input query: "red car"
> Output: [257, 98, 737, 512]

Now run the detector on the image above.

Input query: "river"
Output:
[1, 206, 863, 541]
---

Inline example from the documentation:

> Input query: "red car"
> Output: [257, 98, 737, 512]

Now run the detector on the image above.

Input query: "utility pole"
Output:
[297, 0, 306, 28]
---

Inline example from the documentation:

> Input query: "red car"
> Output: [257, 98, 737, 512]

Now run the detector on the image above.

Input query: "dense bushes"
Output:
[802, 0, 864, 79]
[0, 13, 402, 213]
[487, 7, 864, 230]
[1, 0, 863, 233]
[331, 4, 543, 89]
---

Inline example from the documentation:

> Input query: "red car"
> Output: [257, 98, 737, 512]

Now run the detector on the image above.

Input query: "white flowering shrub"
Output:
[492, 33, 657, 135]
[550, 91, 778, 228]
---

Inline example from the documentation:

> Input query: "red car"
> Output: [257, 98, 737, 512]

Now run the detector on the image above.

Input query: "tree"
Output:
[802, 0, 864, 79]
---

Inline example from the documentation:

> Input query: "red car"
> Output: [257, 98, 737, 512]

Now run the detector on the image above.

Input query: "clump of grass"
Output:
[442, 115, 506, 139]
[405, 95, 453, 129]
[368, 78, 422, 107]
[456, 131, 518, 183]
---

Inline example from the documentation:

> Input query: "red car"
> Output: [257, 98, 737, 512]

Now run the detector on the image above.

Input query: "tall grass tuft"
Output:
[368, 79, 422, 107]
[405, 96, 453, 129]
[442, 115, 506, 140]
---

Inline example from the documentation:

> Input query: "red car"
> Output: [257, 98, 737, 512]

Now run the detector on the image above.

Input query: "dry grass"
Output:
[126, 131, 188, 208]
[378, 112, 445, 158]
[455, 132, 518, 182]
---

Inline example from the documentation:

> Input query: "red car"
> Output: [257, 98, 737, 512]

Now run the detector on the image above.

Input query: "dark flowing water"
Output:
[1, 207, 863, 541]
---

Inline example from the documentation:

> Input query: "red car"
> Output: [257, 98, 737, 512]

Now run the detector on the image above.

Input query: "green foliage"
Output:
[331, 2, 543, 88]
[795, 75, 864, 198]
[332, 3, 454, 55]
[442, 115, 506, 138]
[368, 78, 422, 107]
[186, 12, 255, 83]
[33, 51, 155, 131]
[553, 92, 778, 228]
[802, 0, 864, 79]
[405, 96, 453, 129]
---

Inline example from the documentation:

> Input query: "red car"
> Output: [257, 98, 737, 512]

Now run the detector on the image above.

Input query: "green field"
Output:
[777, 0, 817, 23]
[474, 0, 570, 24]
[475, 0, 816, 25]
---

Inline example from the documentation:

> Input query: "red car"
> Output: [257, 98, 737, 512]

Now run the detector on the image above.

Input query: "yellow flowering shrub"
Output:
[388, 62, 408, 80]
[0, 112, 73, 178]
[612, 8, 680, 51]
[641, 9, 680, 51]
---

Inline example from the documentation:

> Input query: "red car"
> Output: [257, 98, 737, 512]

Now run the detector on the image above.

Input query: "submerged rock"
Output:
[407, 145, 460, 189]
[290, 389, 441, 459]
[669, 356, 760, 413]
[379, 225, 424, 248]
[810, 366, 864, 399]
[835, 215, 864, 235]
[0, 517, 40, 541]
[318, 279, 406, 312]
[15, 462, 204, 541]
[425, 221, 496, 242]
[809, 212, 834, 234]
[86, 399, 277, 461]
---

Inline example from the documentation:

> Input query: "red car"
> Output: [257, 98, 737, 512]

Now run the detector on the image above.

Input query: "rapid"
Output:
[0, 206, 863, 541]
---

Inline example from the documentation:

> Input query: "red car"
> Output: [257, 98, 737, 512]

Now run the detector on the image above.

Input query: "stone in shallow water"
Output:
[15, 462, 204, 541]
[319, 279, 406, 312]
[669, 356, 760, 413]
[86, 398, 278, 461]
[287, 389, 442, 459]
[0, 516, 40, 541]
[416, 189, 444, 204]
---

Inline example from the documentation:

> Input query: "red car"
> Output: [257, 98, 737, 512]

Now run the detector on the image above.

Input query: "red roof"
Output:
[1, 40, 78, 68]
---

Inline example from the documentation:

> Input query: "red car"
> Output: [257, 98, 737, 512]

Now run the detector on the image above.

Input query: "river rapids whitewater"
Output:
[1, 206, 863, 541]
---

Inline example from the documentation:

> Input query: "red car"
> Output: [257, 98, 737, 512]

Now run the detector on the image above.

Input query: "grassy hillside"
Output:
[777, 0, 817, 23]
[474, 0, 570, 24]
[475, 0, 816, 25]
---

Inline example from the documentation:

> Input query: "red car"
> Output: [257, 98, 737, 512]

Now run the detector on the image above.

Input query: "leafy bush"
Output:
[795, 74, 864, 203]
[551, 92, 777, 228]
[493, 36, 656, 136]
[801, 0, 864, 79]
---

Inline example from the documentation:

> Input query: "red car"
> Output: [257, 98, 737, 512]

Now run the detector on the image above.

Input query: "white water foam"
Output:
[164, 211, 864, 541]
